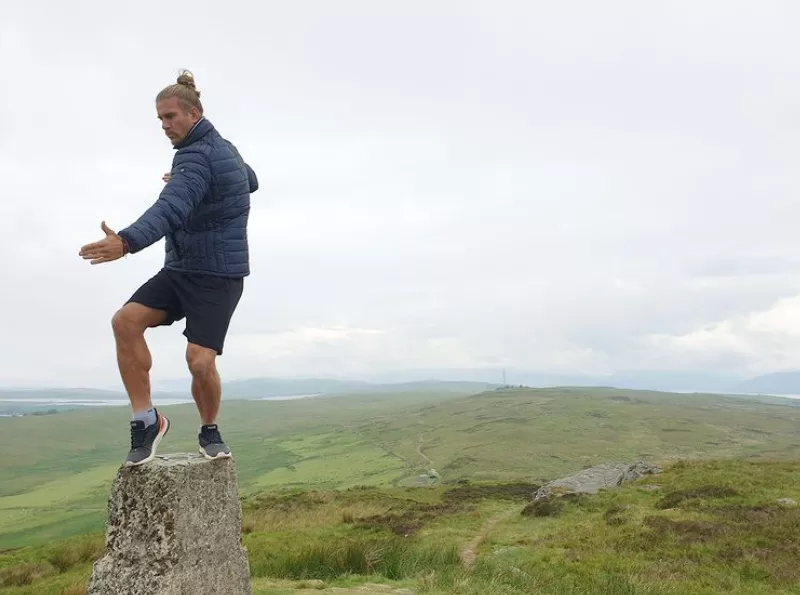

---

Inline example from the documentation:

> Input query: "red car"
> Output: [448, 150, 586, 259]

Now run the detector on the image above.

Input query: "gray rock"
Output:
[777, 498, 797, 507]
[534, 461, 661, 501]
[88, 453, 251, 595]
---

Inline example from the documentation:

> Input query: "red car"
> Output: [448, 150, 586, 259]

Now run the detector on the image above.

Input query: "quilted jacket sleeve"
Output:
[246, 162, 258, 193]
[118, 147, 212, 254]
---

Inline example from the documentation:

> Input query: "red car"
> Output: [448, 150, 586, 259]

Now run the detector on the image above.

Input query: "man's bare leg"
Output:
[112, 302, 172, 466]
[187, 343, 220, 424]
[187, 342, 231, 458]
[111, 303, 167, 413]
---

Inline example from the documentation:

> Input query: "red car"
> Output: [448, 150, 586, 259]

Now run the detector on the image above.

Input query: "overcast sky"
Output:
[2, 1, 800, 388]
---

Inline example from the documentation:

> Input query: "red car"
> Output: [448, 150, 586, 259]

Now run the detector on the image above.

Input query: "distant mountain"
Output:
[151, 376, 376, 396]
[361, 368, 744, 393]
[358, 380, 499, 394]
[219, 377, 497, 398]
[219, 377, 369, 398]
[601, 370, 745, 392]
[729, 371, 800, 395]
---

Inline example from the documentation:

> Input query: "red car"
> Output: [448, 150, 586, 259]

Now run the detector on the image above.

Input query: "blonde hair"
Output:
[156, 69, 203, 114]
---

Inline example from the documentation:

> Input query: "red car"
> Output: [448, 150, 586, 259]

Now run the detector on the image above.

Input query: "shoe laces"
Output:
[130, 422, 146, 449]
[200, 425, 223, 444]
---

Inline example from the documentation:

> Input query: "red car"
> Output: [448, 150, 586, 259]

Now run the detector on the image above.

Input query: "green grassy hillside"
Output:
[1, 387, 799, 550]
[1, 458, 799, 594]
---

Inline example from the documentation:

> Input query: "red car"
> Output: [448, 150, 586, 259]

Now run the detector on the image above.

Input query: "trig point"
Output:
[88, 453, 251, 595]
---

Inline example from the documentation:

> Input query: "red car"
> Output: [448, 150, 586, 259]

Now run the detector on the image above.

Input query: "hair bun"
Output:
[176, 70, 200, 97]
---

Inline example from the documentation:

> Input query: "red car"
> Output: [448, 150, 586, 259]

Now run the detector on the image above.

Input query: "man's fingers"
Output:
[80, 242, 110, 259]
[80, 231, 122, 263]
[79, 240, 106, 255]
[90, 252, 122, 264]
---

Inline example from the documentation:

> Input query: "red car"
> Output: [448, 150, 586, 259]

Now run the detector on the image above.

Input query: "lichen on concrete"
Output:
[89, 453, 251, 595]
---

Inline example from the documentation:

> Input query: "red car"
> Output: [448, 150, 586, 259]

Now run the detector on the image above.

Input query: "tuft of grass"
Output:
[520, 498, 563, 518]
[655, 485, 739, 509]
[604, 504, 631, 526]
[61, 581, 88, 595]
[46, 535, 104, 572]
[0, 534, 102, 592]
[0, 561, 57, 587]
[249, 536, 460, 581]
[643, 516, 728, 542]
[442, 482, 538, 504]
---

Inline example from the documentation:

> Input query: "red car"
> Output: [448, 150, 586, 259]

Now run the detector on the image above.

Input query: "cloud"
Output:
[643, 294, 800, 374]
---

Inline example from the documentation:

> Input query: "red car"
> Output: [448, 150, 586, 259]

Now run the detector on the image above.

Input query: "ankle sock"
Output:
[133, 408, 157, 428]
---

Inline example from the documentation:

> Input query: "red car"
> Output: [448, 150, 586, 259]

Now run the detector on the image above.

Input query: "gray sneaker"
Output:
[125, 410, 170, 466]
[198, 424, 232, 459]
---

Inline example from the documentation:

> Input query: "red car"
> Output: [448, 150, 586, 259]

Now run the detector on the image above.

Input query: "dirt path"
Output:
[416, 433, 432, 467]
[342, 424, 410, 465]
[459, 510, 516, 568]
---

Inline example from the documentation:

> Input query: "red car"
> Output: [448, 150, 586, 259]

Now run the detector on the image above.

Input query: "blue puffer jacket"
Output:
[118, 117, 258, 278]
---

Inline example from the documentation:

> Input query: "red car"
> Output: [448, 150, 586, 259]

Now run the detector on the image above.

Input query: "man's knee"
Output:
[112, 303, 166, 337]
[186, 344, 216, 379]
[111, 306, 142, 338]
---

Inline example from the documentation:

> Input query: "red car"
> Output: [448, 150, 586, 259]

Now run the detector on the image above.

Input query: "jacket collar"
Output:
[173, 117, 213, 150]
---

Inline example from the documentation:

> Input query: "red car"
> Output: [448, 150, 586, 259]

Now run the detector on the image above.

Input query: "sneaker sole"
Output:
[125, 415, 171, 467]
[198, 447, 232, 460]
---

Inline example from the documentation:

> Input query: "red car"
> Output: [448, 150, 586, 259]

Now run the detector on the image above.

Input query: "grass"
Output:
[2, 458, 800, 594]
[2, 386, 800, 549]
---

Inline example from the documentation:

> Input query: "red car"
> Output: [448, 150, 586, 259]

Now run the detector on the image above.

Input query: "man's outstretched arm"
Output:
[118, 147, 212, 254]
[79, 148, 211, 264]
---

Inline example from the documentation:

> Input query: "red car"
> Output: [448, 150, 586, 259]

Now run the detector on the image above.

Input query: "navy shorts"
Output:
[127, 268, 244, 355]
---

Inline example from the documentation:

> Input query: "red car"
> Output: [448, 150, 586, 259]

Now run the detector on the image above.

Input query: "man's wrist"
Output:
[120, 235, 130, 255]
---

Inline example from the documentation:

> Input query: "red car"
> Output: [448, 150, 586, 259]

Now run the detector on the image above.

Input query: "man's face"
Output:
[157, 97, 200, 146]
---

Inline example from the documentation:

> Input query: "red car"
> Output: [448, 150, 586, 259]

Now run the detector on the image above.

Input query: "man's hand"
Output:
[162, 172, 171, 183]
[79, 221, 126, 265]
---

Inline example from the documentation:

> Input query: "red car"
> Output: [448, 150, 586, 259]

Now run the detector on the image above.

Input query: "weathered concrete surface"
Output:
[533, 461, 662, 501]
[88, 453, 251, 595]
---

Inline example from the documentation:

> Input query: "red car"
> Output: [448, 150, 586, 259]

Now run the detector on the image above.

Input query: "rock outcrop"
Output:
[533, 460, 662, 501]
[88, 453, 251, 595]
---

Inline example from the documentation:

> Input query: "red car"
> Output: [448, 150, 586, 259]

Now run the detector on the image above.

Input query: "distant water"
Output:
[673, 390, 800, 400]
[256, 393, 323, 401]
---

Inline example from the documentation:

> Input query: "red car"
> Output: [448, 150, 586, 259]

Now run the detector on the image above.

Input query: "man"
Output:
[79, 70, 258, 467]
